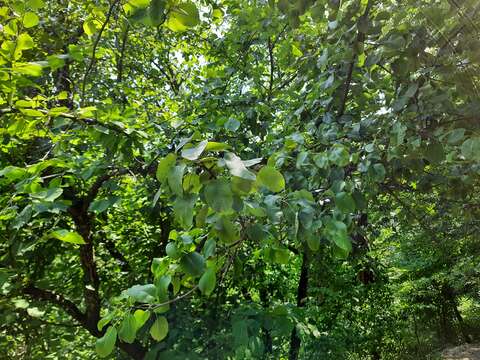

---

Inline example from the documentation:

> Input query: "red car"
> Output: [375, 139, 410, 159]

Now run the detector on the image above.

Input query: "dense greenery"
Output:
[1, 0, 480, 359]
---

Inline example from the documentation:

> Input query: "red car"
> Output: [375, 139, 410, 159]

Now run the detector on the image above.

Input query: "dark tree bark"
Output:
[288, 250, 309, 360]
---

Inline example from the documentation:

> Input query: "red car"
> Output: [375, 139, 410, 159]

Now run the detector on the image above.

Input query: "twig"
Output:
[81, 0, 119, 105]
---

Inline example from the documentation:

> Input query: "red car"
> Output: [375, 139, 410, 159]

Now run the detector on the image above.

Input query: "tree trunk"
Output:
[288, 251, 309, 360]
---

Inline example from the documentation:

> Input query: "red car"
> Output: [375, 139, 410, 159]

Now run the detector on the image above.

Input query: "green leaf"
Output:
[424, 141, 444, 164]
[150, 316, 169, 341]
[202, 239, 216, 258]
[156, 153, 177, 182]
[23, 12, 39, 28]
[205, 141, 230, 151]
[125, 284, 157, 303]
[224, 152, 256, 181]
[214, 216, 239, 244]
[335, 192, 356, 213]
[88, 197, 119, 213]
[273, 248, 290, 264]
[97, 314, 114, 331]
[50, 229, 85, 245]
[118, 314, 137, 344]
[149, 0, 166, 26]
[461, 137, 480, 161]
[371, 163, 386, 182]
[168, 1, 200, 30]
[27, 0, 45, 9]
[325, 220, 351, 253]
[231, 176, 254, 195]
[181, 140, 208, 161]
[83, 19, 100, 36]
[183, 173, 201, 193]
[224, 118, 240, 131]
[17, 33, 34, 50]
[198, 268, 216, 295]
[173, 194, 196, 229]
[13, 62, 43, 76]
[133, 309, 150, 330]
[329, 145, 349, 167]
[167, 163, 186, 196]
[166, 242, 180, 259]
[291, 44, 303, 57]
[447, 128, 465, 144]
[204, 179, 233, 212]
[95, 326, 117, 358]
[180, 252, 205, 277]
[257, 166, 285, 193]
[306, 235, 320, 252]
[31, 187, 63, 202]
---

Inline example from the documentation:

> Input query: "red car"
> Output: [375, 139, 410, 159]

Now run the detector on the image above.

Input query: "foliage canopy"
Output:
[1, 0, 480, 359]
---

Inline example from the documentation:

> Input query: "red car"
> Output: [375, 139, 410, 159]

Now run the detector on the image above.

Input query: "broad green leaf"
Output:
[13, 62, 43, 76]
[165, 17, 188, 32]
[95, 326, 117, 358]
[83, 19, 100, 36]
[291, 44, 303, 57]
[335, 192, 356, 213]
[202, 239, 216, 258]
[204, 179, 233, 212]
[173, 194, 196, 229]
[424, 141, 444, 164]
[183, 173, 201, 193]
[325, 220, 351, 253]
[329, 145, 349, 167]
[371, 163, 386, 182]
[461, 137, 480, 161]
[167, 163, 186, 196]
[149, 0, 166, 26]
[156, 153, 177, 182]
[118, 314, 137, 344]
[166, 242, 180, 259]
[198, 268, 216, 295]
[181, 140, 208, 161]
[231, 176, 254, 195]
[150, 316, 168, 341]
[205, 141, 230, 151]
[274, 248, 290, 264]
[224, 152, 256, 181]
[180, 252, 205, 277]
[224, 118, 240, 131]
[31, 187, 63, 202]
[125, 284, 157, 303]
[257, 166, 285, 193]
[214, 216, 239, 244]
[447, 128, 465, 144]
[88, 197, 119, 213]
[50, 229, 85, 245]
[306, 235, 320, 252]
[23, 12, 39, 28]
[97, 314, 114, 331]
[133, 310, 150, 330]
[17, 33, 34, 50]
[169, 1, 200, 29]
[154, 275, 171, 299]
[27, 0, 45, 9]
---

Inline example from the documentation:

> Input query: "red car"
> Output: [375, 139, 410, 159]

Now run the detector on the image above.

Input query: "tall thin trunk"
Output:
[451, 298, 472, 343]
[288, 251, 309, 360]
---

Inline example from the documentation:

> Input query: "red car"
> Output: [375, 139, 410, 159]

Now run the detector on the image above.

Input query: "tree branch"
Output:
[337, 0, 373, 119]
[23, 285, 87, 327]
[81, 0, 119, 104]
